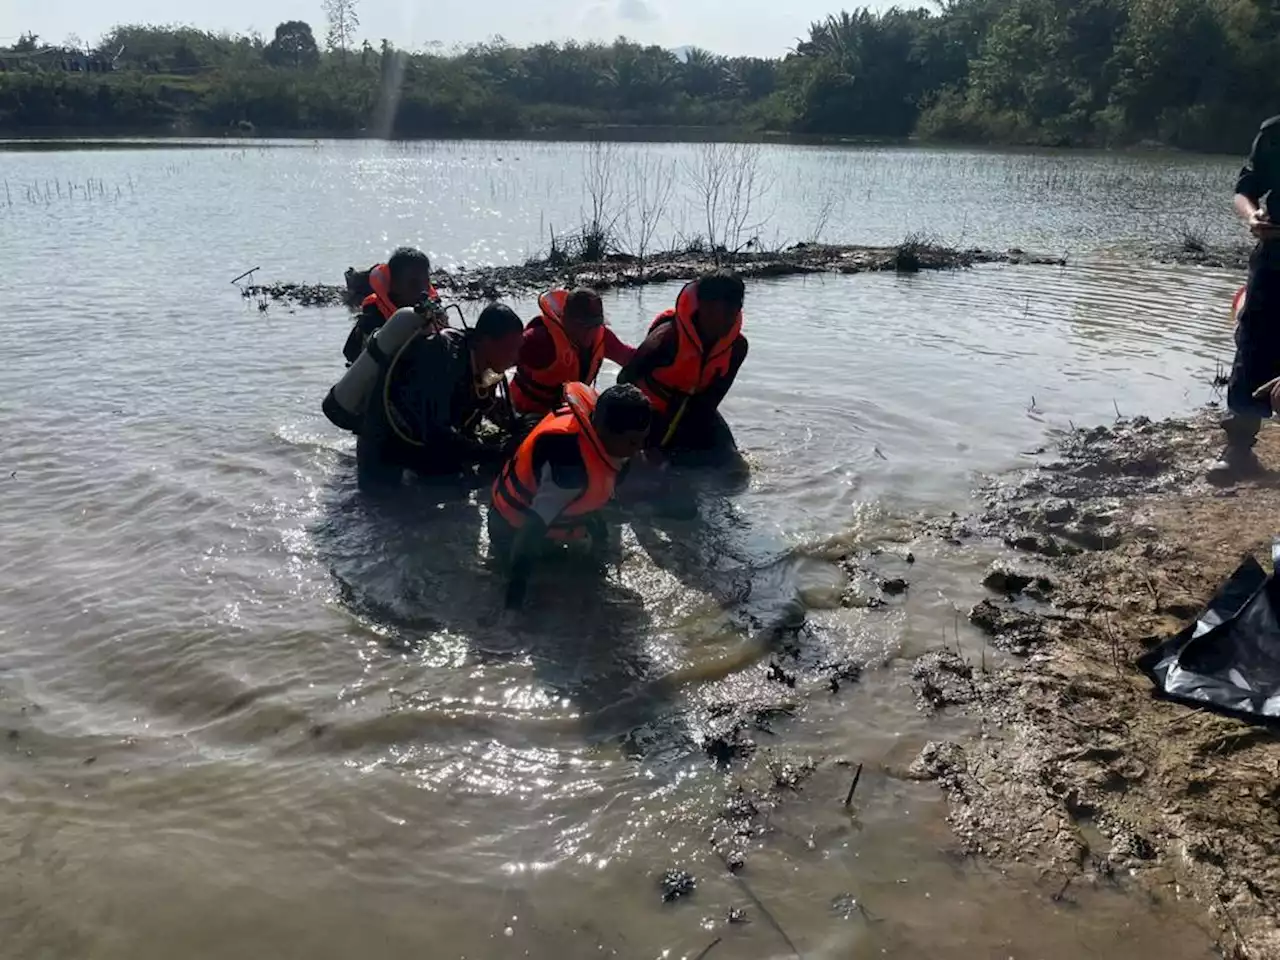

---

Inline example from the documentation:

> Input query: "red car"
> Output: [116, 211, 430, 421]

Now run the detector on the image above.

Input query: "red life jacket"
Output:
[490, 383, 618, 541]
[634, 280, 743, 416]
[510, 289, 606, 416]
[1232, 284, 1247, 325]
[362, 262, 440, 321]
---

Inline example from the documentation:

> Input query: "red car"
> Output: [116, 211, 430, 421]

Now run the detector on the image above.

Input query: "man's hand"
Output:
[1248, 209, 1279, 240]
[640, 448, 669, 470]
[1252, 376, 1280, 408]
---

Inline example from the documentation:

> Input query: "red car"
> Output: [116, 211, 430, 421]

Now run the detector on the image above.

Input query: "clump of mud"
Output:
[660, 868, 697, 902]
[912, 410, 1280, 959]
[1153, 240, 1251, 271]
[241, 242, 1067, 309]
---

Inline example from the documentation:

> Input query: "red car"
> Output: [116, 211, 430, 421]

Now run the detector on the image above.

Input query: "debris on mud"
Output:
[967, 598, 1052, 654]
[727, 906, 749, 924]
[242, 242, 1068, 308]
[766, 661, 798, 688]
[703, 727, 757, 767]
[700, 699, 801, 768]
[767, 753, 818, 791]
[915, 410, 1280, 960]
[910, 651, 978, 711]
[660, 868, 697, 902]
[825, 660, 863, 695]
[981, 560, 1053, 599]
[1153, 240, 1251, 271]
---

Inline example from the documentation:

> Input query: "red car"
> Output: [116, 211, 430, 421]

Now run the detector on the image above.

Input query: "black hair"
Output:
[474, 302, 524, 340]
[695, 269, 745, 309]
[387, 246, 431, 279]
[564, 287, 604, 323]
[595, 384, 652, 435]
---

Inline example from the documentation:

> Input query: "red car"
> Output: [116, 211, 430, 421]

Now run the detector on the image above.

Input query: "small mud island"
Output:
[242, 241, 1069, 307]
[912, 412, 1280, 960]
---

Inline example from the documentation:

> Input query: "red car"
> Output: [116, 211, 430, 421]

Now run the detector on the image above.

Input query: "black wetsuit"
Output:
[358, 329, 511, 489]
[343, 303, 386, 365]
[1225, 115, 1280, 448]
[618, 326, 749, 470]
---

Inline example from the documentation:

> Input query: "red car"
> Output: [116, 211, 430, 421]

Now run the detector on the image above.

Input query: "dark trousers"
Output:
[356, 369, 468, 490]
[486, 508, 517, 566]
[654, 408, 741, 471]
[1224, 243, 1280, 448]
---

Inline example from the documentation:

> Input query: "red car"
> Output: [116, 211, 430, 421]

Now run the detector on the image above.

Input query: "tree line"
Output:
[1, 0, 1277, 150]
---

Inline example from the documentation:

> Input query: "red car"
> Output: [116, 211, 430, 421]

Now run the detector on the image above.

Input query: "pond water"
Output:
[0, 139, 1242, 958]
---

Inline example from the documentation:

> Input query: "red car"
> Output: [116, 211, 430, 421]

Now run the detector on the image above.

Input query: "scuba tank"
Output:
[323, 303, 444, 433]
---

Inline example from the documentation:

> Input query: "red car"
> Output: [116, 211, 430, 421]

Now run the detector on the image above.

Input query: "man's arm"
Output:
[617, 327, 671, 385]
[343, 305, 384, 364]
[603, 327, 636, 366]
[503, 449, 587, 609]
[1235, 121, 1279, 236]
[686, 336, 749, 418]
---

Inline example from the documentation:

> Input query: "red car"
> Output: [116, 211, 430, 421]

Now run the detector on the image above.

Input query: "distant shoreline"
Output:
[0, 128, 1225, 158]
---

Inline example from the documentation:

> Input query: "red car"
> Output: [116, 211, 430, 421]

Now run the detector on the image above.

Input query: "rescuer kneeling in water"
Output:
[510, 287, 636, 419]
[358, 303, 524, 490]
[344, 247, 444, 365]
[489, 383, 652, 610]
[618, 270, 749, 473]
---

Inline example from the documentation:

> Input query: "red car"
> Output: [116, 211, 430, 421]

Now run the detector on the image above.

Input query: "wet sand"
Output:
[905, 411, 1280, 959]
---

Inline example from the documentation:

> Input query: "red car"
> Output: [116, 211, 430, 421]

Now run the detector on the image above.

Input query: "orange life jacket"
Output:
[635, 280, 743, 416]
[362, 262, 440, 321]
[491, 382, 618, 541]
[510, 289, 606, 416]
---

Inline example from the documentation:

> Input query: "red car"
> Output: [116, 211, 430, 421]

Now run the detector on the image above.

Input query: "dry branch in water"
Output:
[683, 142, 775, 260]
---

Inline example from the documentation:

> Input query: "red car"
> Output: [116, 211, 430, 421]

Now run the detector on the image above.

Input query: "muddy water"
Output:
[0, 142, 1245, 957]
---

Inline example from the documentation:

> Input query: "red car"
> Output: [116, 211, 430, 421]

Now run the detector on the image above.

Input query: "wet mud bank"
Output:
[241, 242, 1068, 307]
[1156, 241, 1252, 272]
[908, 411, 1280, 959]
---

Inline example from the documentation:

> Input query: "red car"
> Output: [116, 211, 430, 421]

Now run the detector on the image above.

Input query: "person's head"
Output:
[471, 302, 524, 373]
[561, 287, 605, 349]
[592, 384, 652, 460]
[691, 270, 745, 341]
[387, 246, 432, 307]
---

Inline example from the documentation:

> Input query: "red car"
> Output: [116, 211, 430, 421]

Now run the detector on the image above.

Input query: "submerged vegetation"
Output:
[1, 0, 1278, 149]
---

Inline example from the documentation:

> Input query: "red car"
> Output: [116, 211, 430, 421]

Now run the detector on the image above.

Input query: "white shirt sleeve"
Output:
[528, 461, 585, 526]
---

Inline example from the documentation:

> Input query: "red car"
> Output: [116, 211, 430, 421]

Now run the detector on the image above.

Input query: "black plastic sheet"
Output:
[1138, 555, 1280, 719]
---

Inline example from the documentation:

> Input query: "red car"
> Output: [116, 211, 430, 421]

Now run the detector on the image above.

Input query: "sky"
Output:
[0, 0, 897, 60]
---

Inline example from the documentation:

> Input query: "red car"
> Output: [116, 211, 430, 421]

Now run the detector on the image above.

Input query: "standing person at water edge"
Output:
[357, 304, 524, 490]
[489, 383, 652, 610]
[343, 247, 444, 364]
[1216, 115, 1280, 479]
[617, 270, 748, 471]
[510, 288, 637, 419]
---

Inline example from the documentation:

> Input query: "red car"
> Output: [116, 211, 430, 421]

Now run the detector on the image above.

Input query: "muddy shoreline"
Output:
[901, 411, 1280, 959]
[684, 409, 1280, 957]
[241, 242, 1069, 307]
